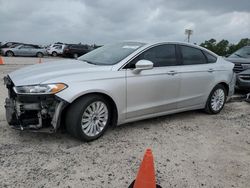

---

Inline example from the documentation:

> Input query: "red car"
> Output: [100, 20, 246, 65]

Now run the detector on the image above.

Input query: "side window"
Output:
[55, 46, 62, 49]
[7, 43, 13, 47]
[125, 44, 177, 68]
[75, 45, 83, 49]
[203, 51, 217, 63]
[26, 46, 34, 49]
[21, 46, 32, 49]
[180, 45, 207, 65]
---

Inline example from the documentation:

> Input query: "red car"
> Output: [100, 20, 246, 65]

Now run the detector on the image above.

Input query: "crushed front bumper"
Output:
[4, 76, 68, 133]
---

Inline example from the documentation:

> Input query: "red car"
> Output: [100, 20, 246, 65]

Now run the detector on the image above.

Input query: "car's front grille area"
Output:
[233, 63, 244, 73]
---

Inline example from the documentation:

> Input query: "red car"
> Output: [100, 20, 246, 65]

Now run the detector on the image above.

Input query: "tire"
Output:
[73, 53, 78, 59]
[6, 51, 14, 57]
[205, 84, 227, 114]
[65, 95, 111, 141]
[37, 52, 43, 58]
[52, 51, 57, 57]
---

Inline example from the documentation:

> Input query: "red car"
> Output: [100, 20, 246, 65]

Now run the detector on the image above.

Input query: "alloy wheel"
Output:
[210, 88, 225, 111]
[81, 101, 108, 137]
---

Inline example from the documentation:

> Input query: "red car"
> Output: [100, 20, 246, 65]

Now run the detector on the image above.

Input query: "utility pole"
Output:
[185, 29, 193, 43]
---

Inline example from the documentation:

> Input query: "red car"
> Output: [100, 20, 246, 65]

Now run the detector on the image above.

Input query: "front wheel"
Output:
[37, 52, 44, 58]
[52, 51, 57, 57]
[205, 84, 227, 114]
[6, 51, 14, 57]
[65, 95, 111, 141]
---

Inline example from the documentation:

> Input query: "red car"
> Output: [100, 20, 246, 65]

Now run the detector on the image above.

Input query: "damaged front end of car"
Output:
[4, 76, 68, 133]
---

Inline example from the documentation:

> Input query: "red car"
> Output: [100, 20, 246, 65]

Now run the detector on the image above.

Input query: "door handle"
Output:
[208, 68, 214, 73]
[166, 70, 177, 75]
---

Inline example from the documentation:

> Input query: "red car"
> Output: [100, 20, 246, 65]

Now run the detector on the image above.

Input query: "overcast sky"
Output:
[0, 0, 249, 45]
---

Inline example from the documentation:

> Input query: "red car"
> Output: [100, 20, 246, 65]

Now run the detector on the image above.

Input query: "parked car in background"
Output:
[1, 44, 47, 57]
[226, 46, 250, 90]
[47, 43, 66, 57]
[63, 44, 93, 58]
[4, 41, 235, 141]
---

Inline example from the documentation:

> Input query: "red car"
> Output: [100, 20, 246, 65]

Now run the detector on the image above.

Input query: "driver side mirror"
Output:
[133, 60, 153, 74]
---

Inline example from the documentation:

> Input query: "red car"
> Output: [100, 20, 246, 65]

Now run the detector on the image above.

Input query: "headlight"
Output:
[13, 83, 67, 94]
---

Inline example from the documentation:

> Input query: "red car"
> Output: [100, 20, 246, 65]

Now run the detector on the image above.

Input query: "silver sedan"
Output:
[1, 44, 47, 57]
[4, 41, 235, 141]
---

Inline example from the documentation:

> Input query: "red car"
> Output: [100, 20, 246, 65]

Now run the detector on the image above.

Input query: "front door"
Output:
[125, 44, 181, 120]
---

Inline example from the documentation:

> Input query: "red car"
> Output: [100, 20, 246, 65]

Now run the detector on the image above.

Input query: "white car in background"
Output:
[47, 43, 66, 57]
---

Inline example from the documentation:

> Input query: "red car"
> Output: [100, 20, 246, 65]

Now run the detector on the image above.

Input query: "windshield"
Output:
[9, 44, 21, 48]
[78, 42, 146, 65]
[229, 47, 250, 59]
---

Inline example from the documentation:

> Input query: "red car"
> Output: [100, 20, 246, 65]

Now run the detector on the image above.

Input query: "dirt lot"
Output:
[0, 57, 250, 188]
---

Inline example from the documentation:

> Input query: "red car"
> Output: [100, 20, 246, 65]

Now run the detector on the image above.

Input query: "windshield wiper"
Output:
[234, 53, 243, 58]
[81, 59, 98, 65]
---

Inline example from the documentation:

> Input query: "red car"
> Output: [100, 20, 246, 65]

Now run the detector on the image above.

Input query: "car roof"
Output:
[139, 41, 219, 57]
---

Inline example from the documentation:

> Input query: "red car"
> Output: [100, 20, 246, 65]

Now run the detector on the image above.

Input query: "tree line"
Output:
[200, 38, 250, 56]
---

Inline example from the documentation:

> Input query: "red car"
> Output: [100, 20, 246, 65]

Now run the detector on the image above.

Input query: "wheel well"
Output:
[217, 82, 229, 96]
[60, 92, 118, 129]
[5, 50, 14, 56]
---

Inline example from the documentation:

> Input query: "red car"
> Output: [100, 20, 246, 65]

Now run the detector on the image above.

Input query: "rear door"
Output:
[176, 45, 216, 108]
[55, 45, 63, 54]
[125, 44, 181, 119]
[29, 46, 39, 56]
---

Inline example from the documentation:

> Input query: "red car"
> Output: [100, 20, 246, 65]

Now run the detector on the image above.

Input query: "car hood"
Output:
[225, 57, 250, 64]
[8, 59, 113, 86]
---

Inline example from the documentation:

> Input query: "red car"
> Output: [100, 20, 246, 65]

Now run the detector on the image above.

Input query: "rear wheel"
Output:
[73, 53, 78, 59]
[205, 84, 227, 114]
[37, 52, 43, 58]
[6, 51, 14, 57]
[65, 95, 111, 141]
[52, 51, 57, 57]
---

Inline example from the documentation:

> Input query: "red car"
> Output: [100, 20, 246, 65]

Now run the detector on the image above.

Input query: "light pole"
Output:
[185, 29, 193, 43]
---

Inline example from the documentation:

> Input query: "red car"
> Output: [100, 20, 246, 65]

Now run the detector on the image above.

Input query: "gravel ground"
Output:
[0, 57, 250, 188]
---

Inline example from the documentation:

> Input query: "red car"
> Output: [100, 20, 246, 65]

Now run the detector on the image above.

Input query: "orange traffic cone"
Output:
[0, 56, 4, 65]
[129, 149, 162, 188]
[38, 58, 42, 64]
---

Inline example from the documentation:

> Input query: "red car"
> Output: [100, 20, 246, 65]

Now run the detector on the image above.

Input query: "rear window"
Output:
[180, 45, 207, 65]
[203, 51, 217, 63]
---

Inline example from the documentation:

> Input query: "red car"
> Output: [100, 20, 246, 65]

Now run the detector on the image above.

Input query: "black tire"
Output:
[37, 52, 43, 58]
[52, 51, 57, 57]
[205, 84, 227, 114]
[65, 95, 111, 141]
[6, 51, 14, 57]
